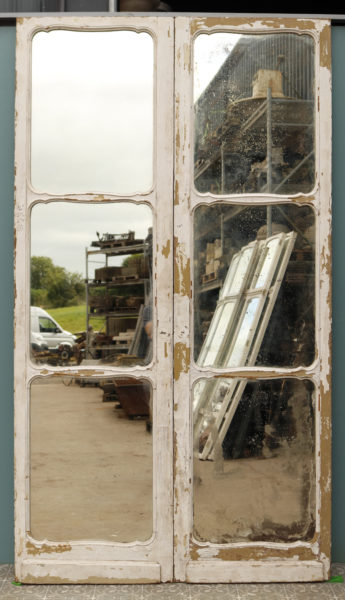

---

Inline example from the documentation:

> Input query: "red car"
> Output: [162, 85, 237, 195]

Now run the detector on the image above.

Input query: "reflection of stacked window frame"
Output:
[194, 230, 296, 459]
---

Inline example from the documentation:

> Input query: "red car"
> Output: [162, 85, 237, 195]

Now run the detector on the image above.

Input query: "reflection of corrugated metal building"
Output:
[194, 33, 315, 195]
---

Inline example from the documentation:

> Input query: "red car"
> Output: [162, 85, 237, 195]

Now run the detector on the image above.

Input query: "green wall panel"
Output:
[0, 22, 15, 563]
[332, 25, 345, 563]
[0, 21, 345, 564]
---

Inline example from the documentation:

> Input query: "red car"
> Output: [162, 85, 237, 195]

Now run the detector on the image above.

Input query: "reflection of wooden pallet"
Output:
[113, 330, 135, 347]
[111, 275, 139, 282]
[201, 271, 218, 284]
[98, 239, 143, 249]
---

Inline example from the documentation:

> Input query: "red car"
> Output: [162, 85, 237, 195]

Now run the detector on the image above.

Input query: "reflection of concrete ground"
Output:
[194, 451, 315, 544]
[30, 380, 152, 542]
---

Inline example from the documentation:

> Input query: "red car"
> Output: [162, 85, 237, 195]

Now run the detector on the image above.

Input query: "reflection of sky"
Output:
[31, 30, 153, 195]
[31, 202, 152, 277]
[194, 33, 241, 100]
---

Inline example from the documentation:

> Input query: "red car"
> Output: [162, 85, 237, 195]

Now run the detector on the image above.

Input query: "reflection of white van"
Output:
[30, 306, 76, 350]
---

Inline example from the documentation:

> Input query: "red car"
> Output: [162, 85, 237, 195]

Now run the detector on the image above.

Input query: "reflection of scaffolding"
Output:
[194, 231, 296, 460]
[195, 95, 314, 196]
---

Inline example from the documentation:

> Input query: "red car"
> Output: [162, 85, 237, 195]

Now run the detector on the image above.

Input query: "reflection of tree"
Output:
[31, 256, 84, 308]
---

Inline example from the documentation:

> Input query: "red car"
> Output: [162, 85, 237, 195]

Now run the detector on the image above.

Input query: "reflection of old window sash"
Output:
[194, 230, 296, 460]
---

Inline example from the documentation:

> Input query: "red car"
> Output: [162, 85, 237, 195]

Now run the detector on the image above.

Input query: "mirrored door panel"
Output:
[194, 32, 315, 196]
[30, 201, 153, 368]
[194, 203, 315, 368]
[31, 30, 154, 195]
[30, 376, 153, 542]
[193, 377, 315, 544]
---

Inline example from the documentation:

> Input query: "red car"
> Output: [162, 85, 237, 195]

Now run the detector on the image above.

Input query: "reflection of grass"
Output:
[48, 305, 106, 335]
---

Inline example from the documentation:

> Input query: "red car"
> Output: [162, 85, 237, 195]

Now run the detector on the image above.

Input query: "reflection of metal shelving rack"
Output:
[85, 241, 150, 359]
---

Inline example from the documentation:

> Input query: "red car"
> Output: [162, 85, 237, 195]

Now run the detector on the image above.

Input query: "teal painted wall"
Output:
[0, 22, 344, 564]
[0, 22, 15, 564]
[332, 25, 345, 563]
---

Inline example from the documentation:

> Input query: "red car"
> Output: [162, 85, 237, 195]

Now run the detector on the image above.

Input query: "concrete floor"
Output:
[10, 379, 337, 598]
[1, 563, 344, 599]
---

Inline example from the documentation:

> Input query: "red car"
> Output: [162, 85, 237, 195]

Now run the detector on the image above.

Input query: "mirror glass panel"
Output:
[193, 377, 315, 543]
[194, 33, 315, 195]
[30, 202, 153, 367]
[194, 203, 315, 367]
[30, 376, 153, 542]
[31, 30, 154, 194]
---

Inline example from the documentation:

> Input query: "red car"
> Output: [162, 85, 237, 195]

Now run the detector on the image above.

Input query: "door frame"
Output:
[14, 15, 332, 584]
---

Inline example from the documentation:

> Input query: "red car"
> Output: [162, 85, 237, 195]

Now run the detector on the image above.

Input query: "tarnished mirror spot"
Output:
[193, 378, 316, 544]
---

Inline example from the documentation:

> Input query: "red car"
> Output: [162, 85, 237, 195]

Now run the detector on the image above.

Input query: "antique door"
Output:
[14, 16, 331, 583]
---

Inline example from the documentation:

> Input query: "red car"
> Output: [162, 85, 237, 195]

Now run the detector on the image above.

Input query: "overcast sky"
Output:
[194, 33, 241, 100]
[31, 202, 152, 277]
[31, 30, 154, 195]
[30, 30, 240, 276]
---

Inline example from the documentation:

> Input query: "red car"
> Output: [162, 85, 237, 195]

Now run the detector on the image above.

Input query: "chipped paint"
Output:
[190, 17, 319, 37]
[174, 179, 180, 206]
[26, 541, 72, 555]
[22, 574, 158, 584]
[174, 237, 190, 297]
[162, 239, 171, 259]
[214, 369, 313, 380]
[320, 24, 332, 69]
[189, 542, 319, 562]
[183, 43, 190, 73]
[174, 342, 190, 381]
[39, 369, 105, 378]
